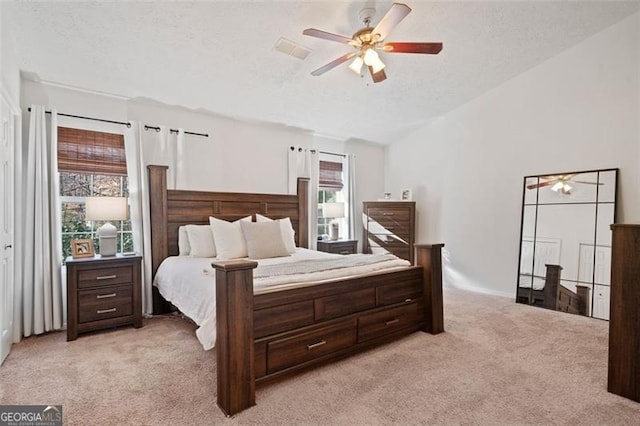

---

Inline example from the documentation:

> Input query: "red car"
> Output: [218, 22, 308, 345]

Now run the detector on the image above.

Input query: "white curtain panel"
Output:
[287, 147, 319, 249]
[20, 105, 63, 339]
[346, 154, 357, 241]
[124, 122, 153, 315]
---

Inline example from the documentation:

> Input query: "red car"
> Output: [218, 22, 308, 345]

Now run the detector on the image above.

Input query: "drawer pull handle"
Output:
[382, 212, 394, 216]
[385, 318, 400, 326]
[96, 275, 117, 280]
[97, 308, 117, 314]
[404, 298, 413, 303]
[96, 293, 117, 299]
[307, 340, 327, 350]
[339, 251, 351, 255]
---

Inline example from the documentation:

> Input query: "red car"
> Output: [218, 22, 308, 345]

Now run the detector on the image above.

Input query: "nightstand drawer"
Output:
[78, 266, 132, 289]
[317, 240, 357, 255]
[78, 285, 133, 323]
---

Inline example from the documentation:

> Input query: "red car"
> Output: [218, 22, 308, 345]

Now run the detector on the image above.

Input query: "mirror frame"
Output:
[516, 168, 618, 318]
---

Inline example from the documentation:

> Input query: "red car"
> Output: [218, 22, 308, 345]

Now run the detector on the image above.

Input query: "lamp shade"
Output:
[85, 197, 128, 221]
[322, 202, 345, 219]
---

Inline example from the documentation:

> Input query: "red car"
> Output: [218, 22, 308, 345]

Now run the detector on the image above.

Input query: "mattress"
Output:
[153, 248, 410, 350]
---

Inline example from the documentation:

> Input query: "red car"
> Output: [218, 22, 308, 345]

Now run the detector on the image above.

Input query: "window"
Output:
[317, 156, 348, 238]
[58, 127, 133, 259]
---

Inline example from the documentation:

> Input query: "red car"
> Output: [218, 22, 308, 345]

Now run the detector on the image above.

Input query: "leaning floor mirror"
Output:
[516, 168, 618, 319]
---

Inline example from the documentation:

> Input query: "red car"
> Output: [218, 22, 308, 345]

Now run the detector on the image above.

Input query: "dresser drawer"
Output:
[358, 302, 422, 342]
[78, 285, 133, 323]
[78, 266, 133, 289]
[267, 319, 357, 373]
[367, 207, 411, 222]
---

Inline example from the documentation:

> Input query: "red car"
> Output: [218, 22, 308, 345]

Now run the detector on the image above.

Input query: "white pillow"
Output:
[240, 221, 290, 259]
[178, 226, 191, 256]
[255, 214, 297, 254]
[185, 224, 216, 258]
[209, 216, 252, 260]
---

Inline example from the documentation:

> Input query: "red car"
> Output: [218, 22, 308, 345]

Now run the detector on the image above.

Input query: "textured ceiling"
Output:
[5, 1, 640, 144]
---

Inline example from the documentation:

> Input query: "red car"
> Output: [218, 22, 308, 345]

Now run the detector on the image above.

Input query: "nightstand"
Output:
[317, 239, 358, 255]
[66, 254, 142, 341]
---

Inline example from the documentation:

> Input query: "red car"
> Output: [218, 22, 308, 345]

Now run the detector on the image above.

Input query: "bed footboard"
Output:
[212, 244, 445, 416]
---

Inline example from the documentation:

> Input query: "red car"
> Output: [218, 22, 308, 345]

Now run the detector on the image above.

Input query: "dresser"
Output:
[608, 224, 640, 402]
[317, 239, 357, 255]
[362, 201, 416, 264]
[66, 254, 142, 341]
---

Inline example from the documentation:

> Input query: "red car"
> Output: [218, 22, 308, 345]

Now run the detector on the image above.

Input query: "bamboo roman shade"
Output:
[319, 160, 344, 189]
[57, 127, 127, 176]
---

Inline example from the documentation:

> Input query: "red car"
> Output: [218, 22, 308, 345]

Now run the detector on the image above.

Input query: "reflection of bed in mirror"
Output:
[516, 168, 617, 319]
[517, 264, 590, 316]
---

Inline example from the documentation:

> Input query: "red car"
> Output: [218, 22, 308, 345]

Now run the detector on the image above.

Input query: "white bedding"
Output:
[153, 248, 410, 350]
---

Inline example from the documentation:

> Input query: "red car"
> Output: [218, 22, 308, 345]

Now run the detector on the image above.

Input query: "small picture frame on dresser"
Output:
[401, 189, 412, 201]
[71, 239, 95, 258]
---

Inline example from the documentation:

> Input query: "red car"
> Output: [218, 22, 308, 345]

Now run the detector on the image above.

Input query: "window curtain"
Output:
[19, 105, 63, 339]
[124, 124, 186, 314]
[288, 147, 319, 249]
[345, 154, 357, 241]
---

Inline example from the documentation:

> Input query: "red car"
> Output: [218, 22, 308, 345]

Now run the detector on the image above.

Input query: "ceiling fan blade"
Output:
[303, 28, 353, 45]
[383, 42, 443, 54]
[369, 66, 387, 83]
[572, 180, 604, 186]
[372, 3, 412, 41]
[311, 52, 356, 76]
[526, 181, 555, 190]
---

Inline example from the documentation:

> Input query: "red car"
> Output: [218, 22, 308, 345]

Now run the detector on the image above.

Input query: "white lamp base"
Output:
[97, 222, 117, 256]
[330, 222, 340, 241]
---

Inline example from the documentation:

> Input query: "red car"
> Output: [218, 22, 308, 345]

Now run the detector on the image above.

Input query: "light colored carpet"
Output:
[1, 287, 639, 425]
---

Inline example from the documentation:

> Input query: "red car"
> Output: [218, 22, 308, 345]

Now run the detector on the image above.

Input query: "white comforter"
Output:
[153, 248, 410, 350]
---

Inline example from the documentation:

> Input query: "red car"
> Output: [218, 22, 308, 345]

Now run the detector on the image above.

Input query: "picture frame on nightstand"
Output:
[71, 239, 95, 258]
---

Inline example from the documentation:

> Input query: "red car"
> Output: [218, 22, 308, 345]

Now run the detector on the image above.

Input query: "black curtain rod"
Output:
[144, 125, 208, 138]
[289, 146, 346, 158]
[27, 107, 131, 127]
[27, 107, 209, 138]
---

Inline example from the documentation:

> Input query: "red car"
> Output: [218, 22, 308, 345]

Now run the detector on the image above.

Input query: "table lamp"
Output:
[86, 197, 128, 256]
[322, 202, 345, 241]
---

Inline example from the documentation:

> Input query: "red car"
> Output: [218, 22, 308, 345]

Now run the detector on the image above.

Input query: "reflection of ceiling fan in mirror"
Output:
[302, 2, 443, 83]
[526, 174, 603, 195]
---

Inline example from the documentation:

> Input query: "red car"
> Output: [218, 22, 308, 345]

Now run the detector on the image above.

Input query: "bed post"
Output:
[147, 165, 172, 314]
[297, 177, 309, 249]
[211, 259, 258, 417]
[415, 244, 445, 335]
[544, 264, 561, 310]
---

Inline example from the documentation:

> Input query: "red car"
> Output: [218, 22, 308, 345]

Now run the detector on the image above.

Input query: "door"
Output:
[0, 93, 15, 365]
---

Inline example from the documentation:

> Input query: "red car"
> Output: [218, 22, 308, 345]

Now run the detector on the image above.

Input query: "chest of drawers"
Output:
[66, 254, 142, 341]
[363, 201, 416, 263]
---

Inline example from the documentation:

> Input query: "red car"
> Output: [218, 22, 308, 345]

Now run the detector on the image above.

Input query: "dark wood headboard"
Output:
[147, 165, 309, 281]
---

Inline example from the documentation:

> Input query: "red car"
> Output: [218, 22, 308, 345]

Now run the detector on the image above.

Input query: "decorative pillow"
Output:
[255, 214, 297, 254]
[178, 226, 191, 256]
[240, 221, 290, 260]
[185, 224, 216, 257]
[209, 216, 252, 260]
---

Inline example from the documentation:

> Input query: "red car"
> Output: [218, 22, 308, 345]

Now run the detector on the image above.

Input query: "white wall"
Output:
[385, 12, 640, 297]
[20, 80, 385, 246]
[0, 3, 20, 105]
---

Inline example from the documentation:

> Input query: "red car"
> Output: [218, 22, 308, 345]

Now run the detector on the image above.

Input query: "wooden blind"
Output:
[319, 160, 343, 189]
[58, 127, 127, 176]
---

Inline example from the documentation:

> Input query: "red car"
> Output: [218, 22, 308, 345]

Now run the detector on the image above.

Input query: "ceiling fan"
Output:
[302, 2, 443, 83]
[526, 174, 603, 195]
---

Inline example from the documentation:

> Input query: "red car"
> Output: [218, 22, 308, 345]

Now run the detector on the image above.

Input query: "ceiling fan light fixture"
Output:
[348, 55, 364, 74]
[551, 182, 564, 192]
[363, 47, 379, 66]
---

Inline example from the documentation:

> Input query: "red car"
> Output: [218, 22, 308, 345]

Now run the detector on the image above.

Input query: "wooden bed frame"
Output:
[147, 165, 445, 416]
[517, 264, 590, 316]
